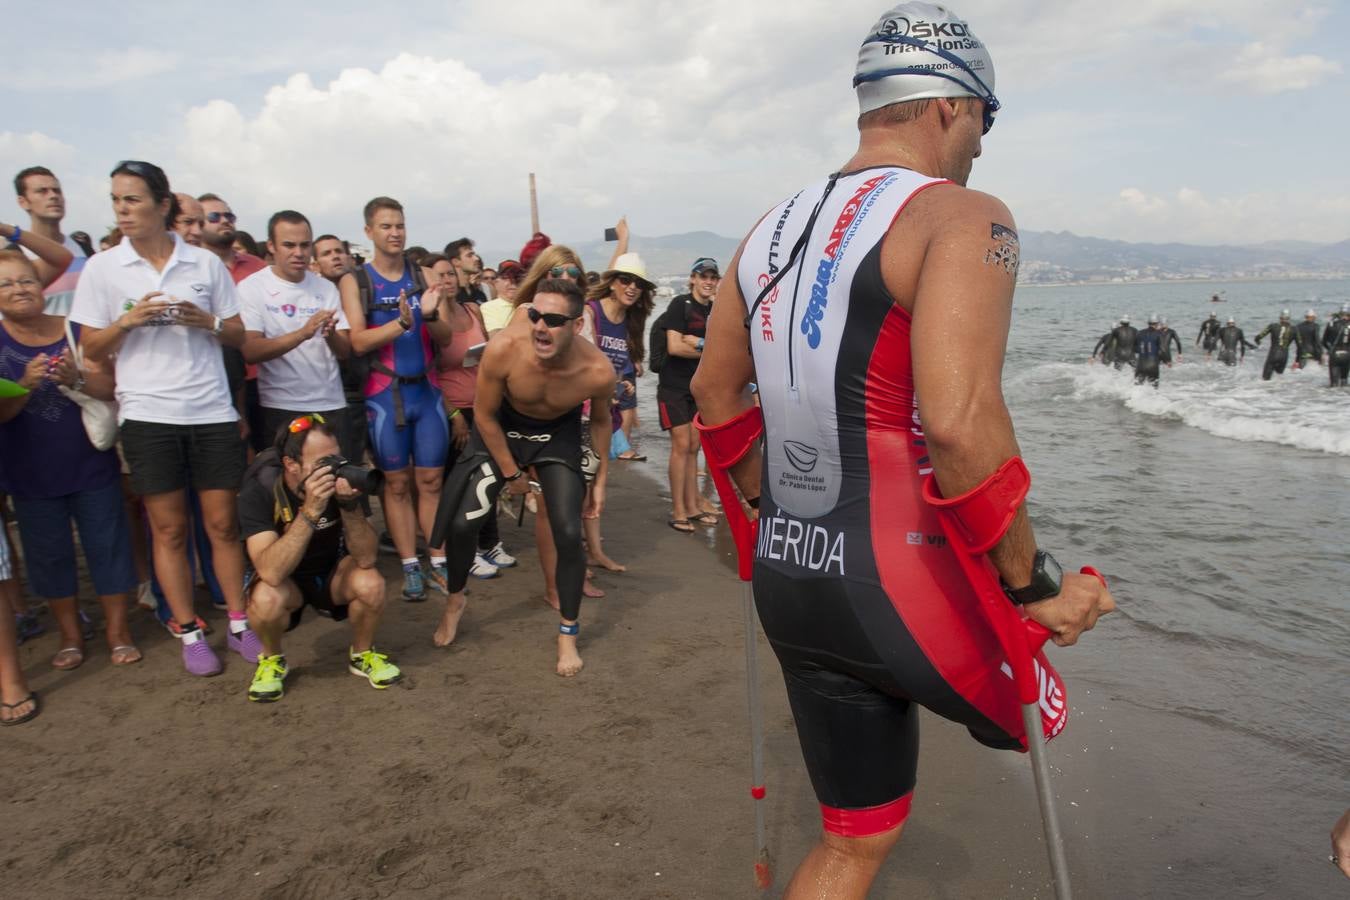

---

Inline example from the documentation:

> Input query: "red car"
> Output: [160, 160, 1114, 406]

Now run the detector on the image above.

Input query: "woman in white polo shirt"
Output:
[70, 161, 258, 678]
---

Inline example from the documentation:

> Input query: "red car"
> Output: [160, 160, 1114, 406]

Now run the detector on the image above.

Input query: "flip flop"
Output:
[689, 512, 721, 526]
[51, 647, 84, 671]
[617, 453, 647, 462]
[668, 518, 695, 534]
[0, 692, 39, 726]
[110, 645, 143, 666]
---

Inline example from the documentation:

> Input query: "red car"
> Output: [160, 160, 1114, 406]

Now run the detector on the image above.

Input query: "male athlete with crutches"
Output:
[692, 5, 1115, 897]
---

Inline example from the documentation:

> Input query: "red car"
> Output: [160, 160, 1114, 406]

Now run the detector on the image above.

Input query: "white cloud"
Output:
[1217, 42, 1341, 94]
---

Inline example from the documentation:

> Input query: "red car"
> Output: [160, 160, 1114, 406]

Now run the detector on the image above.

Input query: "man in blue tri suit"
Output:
[338, 197, 454, 600]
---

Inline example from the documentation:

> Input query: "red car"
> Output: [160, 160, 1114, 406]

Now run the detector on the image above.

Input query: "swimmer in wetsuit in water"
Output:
[1134, 315, 1164, 387]
[1324, 305, 1350, 388]
[1293, 310, 1323, 369]
[1254, 309, 1297, 381]
[1092, 324, 1114, 364]
[691, 6, 1114, 895]
[1104, 315, 1138, 370]
[1158, 316, 1182, 366]
[1197, 311, 1221, 360]
[429, 278, 615, 676]
[1216, 317, 1254, 366]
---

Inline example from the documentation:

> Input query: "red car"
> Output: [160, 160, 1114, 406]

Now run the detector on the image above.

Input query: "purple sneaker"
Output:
[227, 628, 263, 664]
[181, 635, 222, 677]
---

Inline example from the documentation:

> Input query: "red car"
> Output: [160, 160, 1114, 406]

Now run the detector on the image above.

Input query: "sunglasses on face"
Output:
[615, 274, 644, 287]
[206, 211, 237, 224]
[287, 412, 326, 433]
[526, 307, 580, 328]
[549, 266, 583, 280]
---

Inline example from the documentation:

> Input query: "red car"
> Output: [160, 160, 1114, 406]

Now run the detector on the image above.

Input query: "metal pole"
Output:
[742, 581, 772, 890]
[1022, 702, 1073, 900]
[528, 172, 540, 234]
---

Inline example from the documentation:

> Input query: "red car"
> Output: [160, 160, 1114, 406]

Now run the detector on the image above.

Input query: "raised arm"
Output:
[0, 221, 72, 288]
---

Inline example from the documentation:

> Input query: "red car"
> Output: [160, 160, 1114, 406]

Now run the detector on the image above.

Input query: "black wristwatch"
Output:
[1004, 550, 1063, 605]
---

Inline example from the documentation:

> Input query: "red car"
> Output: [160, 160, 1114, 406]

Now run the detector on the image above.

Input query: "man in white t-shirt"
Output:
[13, 166, 87, 316]
[239, 211, 355, 456]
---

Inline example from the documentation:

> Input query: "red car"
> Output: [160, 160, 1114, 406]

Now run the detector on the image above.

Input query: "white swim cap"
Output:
[1305, 309, 1317, 318]
[855, 3, 998, 130]
[1209, 311, 1218, 317]
[1148, 314, 1159, 324]
[1280, 308, 1290, 319]
[1120, 315, 1130, 324]
[1227, 317, 1236, 324]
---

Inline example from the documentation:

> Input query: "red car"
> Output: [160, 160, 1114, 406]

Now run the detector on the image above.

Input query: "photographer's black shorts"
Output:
[244, 559, 348, 630]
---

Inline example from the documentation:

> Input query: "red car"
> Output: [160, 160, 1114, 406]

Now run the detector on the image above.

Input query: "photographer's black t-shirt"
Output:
[238, 474, 344, 578]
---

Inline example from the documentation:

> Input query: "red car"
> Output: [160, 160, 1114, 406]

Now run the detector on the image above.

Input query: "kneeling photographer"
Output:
[237, 413, 400, 702]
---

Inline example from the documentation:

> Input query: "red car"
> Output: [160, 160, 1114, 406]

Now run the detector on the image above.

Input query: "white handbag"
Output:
[56, 318, 119, 451]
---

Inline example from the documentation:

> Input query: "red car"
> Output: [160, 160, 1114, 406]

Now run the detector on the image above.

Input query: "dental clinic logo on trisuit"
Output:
[782, 440, 819, 474]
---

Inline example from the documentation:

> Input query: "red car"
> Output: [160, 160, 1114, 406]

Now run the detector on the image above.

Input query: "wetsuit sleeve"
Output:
[1254, 324, 1271, 344]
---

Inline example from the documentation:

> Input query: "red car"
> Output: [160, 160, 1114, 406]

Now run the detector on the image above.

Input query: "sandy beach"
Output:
[1, 461, 1343, 899]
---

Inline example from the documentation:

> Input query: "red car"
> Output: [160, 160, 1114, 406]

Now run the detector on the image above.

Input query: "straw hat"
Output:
[606, 252, 654, 289]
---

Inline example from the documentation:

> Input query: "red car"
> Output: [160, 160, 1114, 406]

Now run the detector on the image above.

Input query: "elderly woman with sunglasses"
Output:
[70, 160, 256, 678]
[0, 249, 140, 671]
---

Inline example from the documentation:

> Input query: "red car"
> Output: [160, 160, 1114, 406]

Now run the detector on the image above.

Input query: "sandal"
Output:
[110, 645, 143, 666]
[51, 647, 84, 671]
[0, 692, 40, 726]
[667, 518, 695, 534]
[617, 452, 647, 462]
[689, 511, 720, 526]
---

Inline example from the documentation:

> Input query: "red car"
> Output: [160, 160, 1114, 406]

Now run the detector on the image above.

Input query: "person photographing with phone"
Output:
[71, 160, 255, 679]
[238, 211, 357, 459]
[237, 414, 395, 702]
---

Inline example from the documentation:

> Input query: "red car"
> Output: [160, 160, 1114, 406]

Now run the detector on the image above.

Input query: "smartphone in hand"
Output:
[603, 227, 619, 242]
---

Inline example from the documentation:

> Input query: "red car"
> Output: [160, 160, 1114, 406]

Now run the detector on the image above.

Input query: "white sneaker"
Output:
[481, 542, 517, 568]
[469, 554, 500, 580]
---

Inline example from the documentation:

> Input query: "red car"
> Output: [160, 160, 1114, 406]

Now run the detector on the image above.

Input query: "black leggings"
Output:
[1262, 349, 1288, 381]
[445, 408, 498, 551]
[441, 457, 586, 619]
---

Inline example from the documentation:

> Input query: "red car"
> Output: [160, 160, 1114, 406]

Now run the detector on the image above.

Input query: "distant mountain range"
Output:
[481, 230, 1350, 287]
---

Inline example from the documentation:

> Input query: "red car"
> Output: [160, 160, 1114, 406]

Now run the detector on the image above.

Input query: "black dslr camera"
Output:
[316, 455, 384, 495]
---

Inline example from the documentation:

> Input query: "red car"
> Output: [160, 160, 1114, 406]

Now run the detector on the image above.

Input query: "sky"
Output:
[4, 0, 1347, 257]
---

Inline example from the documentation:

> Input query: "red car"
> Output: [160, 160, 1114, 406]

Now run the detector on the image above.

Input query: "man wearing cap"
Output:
[481, 260, 523, 335]
[1323, 305, 1350, 387]
[692, 4, 1113, 895]
[1104, 315, 1137, 370]
[1254, 309, 1297, 381]
[1216, 316, 1254, 366]
[1134, 315, 1164, 387]
[658, 257, 719, 532]
[1197, 311, 1222, 360]
[1292, 310, 1323, 370]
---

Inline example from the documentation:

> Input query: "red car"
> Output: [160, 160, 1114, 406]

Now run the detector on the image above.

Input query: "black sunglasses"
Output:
[615, 273, 646, 287]
[527, 307, 580, 328]
[206, 211, 237, 224]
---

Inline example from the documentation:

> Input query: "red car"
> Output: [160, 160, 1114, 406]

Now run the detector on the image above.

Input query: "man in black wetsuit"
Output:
[1324, 305, 1350, 388]
[1254, 309, 1297, 381]
[1104, 315, 1137, 369]
[1293, 310, 1323, 370]
[1196, 311, 1221, 360]
[429, 278, 615, 676]
[1216, 317, 1254, 366]
[1134, 315, 1164, 386]
[1091, 324, 1113, 364]
[1157, 316, 1182, 367]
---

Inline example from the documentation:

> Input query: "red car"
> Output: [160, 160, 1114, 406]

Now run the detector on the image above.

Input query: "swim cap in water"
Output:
[1120, 315, 1130, 324]
[1227, 317, 1236, 324]
[1148, 314, 1159, 324]
[1305, 309, 1317, 318]
[1209, 311, 1218, 318]
[1280, 308, 1290, 319]
[855, 3, 998, 129]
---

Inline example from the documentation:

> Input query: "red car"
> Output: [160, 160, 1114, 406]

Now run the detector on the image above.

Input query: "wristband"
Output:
[696, 337, 705, 351]
[447, 407, 461, 419]
[503, 469, 524, 482]
[300, 511, 321, 529]
[398, 317, 413, 331]
[212, 315, 224, 336]
[746, 495, 760, 509]
[422, 308, 440, 322]
[7, 225, 19, 243]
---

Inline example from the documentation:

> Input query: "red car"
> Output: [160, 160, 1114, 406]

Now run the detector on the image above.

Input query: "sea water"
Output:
[1007, 278, 1349, 771]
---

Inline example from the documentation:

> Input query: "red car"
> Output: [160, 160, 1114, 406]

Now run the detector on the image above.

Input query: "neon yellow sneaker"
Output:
[348, 648, 402, 689]
[248, 654, 288, 703]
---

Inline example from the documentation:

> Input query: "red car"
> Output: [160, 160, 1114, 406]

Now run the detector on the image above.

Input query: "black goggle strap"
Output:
[744, 172, 843, 330]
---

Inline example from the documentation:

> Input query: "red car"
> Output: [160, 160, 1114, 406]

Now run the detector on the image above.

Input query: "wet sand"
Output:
[1, 465, 1343, 898]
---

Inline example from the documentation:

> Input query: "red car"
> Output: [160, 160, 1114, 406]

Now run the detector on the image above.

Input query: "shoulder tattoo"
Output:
[983, 223, 1020, 276]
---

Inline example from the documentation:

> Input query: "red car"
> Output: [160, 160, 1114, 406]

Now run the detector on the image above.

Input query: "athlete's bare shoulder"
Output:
[884, 184, 1020, 307]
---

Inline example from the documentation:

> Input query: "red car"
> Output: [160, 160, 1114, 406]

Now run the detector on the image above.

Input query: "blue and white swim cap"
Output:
[855, 3, 998, 120]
